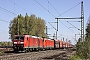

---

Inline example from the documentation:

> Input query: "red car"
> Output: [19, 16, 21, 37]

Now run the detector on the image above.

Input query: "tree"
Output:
[85, 16, 90, 59]
[76, 16, 90, 59]
[9, 14, 46, 41]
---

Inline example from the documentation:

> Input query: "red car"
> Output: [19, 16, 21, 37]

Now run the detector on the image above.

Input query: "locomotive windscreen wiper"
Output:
[15, 36, 24, 40]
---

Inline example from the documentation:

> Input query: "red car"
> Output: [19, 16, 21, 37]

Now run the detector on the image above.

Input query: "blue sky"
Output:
[0, 0, 90, 44]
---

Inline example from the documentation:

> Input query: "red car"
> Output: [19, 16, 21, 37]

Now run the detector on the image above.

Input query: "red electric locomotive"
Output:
[13, 35, 42, 52]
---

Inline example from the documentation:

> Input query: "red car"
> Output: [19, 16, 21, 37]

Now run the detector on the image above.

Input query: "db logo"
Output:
[18, 41, 20, 44]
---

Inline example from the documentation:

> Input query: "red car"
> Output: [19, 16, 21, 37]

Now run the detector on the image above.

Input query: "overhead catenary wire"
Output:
[1, 1, 81, 36]
[8, 0, 81, 35]
[47, 0, 49, 12]
[46, 0, 81, 34]
[57, 21, 77, 44]
[0, 0, 32, 33]
[55, 2, 81, 35]
[59, 20, 74, 34]
[9, 0, 80, 35]
[56, 2, 81, 34]
[58, 2, 80, 17]
[35, 0, 78, 35]
[48, 0, 81, 37]
[0, 19, 11, 35]
[55, 2, 81, 33]
[66, 20, 81, 31]
[46, 0, 80, 18]
[0, 19, 10, 23]
[0, 6, 17, 23]
[8, 0, 31, 14]
[34, 0, 56, 17]
[0, 6, 16, 15]
[47, 0, 60, 16]
[47, 1, 81, 34]
[48, 22, 57, 31]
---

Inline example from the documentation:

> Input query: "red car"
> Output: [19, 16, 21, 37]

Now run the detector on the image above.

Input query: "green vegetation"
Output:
[0, 51, 4, 54]
[9, 13, 46, 41]
[69, 55, 81, 60]
[74, 16, 90, 59]
[0, 42, 12, 46]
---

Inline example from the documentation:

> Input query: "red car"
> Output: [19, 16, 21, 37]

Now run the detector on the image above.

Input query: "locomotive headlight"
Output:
[20, 42, 24, 44]
[14, 42, 17, 44]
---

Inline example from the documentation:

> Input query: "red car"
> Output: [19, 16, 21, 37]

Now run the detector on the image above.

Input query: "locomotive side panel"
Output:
[24, 36, 29, 48]
[33, 38, 39, 48]
[29, 37, 33, 48]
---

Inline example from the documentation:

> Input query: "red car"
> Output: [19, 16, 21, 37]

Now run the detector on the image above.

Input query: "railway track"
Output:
[42, 50, 76, 60]
[0, 49, 64, 60]
[0, 49, 75, 60]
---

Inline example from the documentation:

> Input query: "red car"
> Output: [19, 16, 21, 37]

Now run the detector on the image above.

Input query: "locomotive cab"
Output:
[13, 35, 24, 51]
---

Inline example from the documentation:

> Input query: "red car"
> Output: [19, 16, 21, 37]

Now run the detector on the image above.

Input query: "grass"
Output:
[69, 55, 81, 60]
[0, 51, 4, 54]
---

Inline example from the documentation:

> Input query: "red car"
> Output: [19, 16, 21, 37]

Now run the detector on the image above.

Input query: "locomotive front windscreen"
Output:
[15, 36, 24, 40]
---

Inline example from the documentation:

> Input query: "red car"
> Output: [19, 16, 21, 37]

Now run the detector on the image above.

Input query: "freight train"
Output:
[13, 35, 72, 52]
